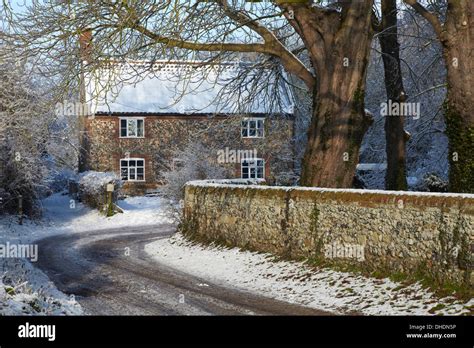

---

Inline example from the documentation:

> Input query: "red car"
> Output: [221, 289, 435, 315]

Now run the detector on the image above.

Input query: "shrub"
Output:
[159, 141, 231, 203]
[78, 171, 122, 210]
[417, 173, 448, 192]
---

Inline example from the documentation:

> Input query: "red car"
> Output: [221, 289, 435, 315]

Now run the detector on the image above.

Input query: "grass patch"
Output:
[428, 303, 446, 314]
[305, 256, 473, 302]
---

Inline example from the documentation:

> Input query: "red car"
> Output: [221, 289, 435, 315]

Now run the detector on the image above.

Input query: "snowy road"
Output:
[34, 224, 330, 315]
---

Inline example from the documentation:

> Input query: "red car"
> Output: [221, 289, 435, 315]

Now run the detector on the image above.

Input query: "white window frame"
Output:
[120, 158, 146, 182]
[119, 117, 145, 138]
[241, 117, 265, 138]
[241, 158, 265, 179]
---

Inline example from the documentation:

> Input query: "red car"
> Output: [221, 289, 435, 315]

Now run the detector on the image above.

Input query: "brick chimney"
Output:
[79, 29, 92, 63]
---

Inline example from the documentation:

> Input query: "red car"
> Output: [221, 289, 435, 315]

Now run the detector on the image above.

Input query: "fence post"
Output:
[106, 183, 114, 217]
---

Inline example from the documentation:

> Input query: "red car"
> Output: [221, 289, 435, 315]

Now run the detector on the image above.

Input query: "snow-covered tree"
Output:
[360, 4, 448, 190]
[0, 55, 50, 216]
[0, 45, 79, 215]
[159, 141, 231, 203]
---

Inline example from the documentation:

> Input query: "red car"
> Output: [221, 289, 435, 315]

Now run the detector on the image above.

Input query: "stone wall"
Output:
[183, 180, 474, 287]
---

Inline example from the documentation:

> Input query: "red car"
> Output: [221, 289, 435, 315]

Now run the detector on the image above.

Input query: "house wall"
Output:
[84, 115, 294, 194]
[183, 180, 474, 287]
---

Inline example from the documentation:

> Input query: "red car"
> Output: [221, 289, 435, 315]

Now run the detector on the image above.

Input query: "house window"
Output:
[120, 158, 145, 181]
[120, 118, 144, 138]
[241, 118, 264, 138]
[241, 158, 265, 179]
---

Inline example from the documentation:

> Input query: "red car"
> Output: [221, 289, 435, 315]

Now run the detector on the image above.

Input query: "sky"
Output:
[5, 0, 30, 14]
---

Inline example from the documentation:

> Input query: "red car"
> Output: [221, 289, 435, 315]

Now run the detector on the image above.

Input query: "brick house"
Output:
[82, 60, 296, 194]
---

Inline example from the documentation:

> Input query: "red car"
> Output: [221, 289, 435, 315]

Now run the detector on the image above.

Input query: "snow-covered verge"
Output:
[145, 233, 473, 316]
[3, 192, 173, 243]
[0, 259, 81, 315]
[0, 192, 172, 315]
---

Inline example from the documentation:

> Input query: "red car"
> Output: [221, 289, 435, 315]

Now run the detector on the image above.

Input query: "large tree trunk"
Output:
[301, 70, 372, 187]
[442, 1, 474, 193]
[294, 1, 374, 187]
[379, 0, 408, 190]
[405, 0, 473, 193]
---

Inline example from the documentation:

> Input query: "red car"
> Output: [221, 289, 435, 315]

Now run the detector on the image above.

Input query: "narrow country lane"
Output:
[35, 225, 332, 315]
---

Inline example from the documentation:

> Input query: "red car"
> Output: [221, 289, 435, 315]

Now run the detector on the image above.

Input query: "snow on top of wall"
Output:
[85, 60, 295, 115]
[186, 179, 474, 199]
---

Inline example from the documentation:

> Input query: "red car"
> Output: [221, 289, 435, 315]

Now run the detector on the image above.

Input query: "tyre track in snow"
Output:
[34, 225, 332, 315]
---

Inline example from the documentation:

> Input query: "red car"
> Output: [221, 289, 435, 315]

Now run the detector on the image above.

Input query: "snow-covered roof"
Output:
[85, 60, 295, 115]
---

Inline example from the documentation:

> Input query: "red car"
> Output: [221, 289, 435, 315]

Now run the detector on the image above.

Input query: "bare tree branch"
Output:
[403, 0, 445, 40]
